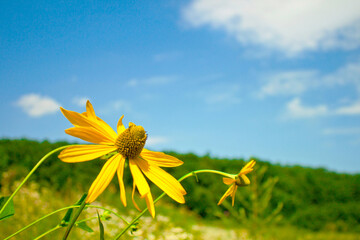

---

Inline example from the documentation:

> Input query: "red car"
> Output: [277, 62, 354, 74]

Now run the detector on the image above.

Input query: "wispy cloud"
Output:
[127, 76, 177, 87]
[72, 97, 89, 107]
[322, 127, 360, 135]
[335, 101, 360, 115]
[183, 0, 360, 55]
[100, 100, 132, 115]
[15, 94, 60, 117]
[258, 71, 318, 98]
[203, 84, 241, 105]
[258, 59, 360, 99]
[153, 51, 182, 62]
[284, 98, 328, 119]
[146, 136, 169, 147]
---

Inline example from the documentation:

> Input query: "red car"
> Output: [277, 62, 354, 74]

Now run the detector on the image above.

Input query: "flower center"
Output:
[115, 123, 147, 159]
[235, 174, 250, 186]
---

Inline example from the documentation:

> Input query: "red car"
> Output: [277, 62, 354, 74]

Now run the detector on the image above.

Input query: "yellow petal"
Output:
[231, 185, 238, 206]
[240, 160, 256, 175]
[60, 107, 117, 142]
[129, 159, 150, 196]
[58, 145, 117, 163]
[223, 177, 236, 185]
[136, 157, 186, 203]
[217, 184, 235, 205]
[117, 115, 126, 134]
[86, 100, 97, 121]
[131, 182, 141, 212]
[116, 156, 127, 207]
[86, 154, 122, 203]
[140, 149, 183, 167]
[143, 192, 155, 218]
[239, 174, 250, 185]
[65, 127, 115, 145]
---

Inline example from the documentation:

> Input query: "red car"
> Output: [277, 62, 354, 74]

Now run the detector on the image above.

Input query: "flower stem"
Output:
[62, 200, 87, 240]
[4, 204, 126, 240]
[33, 225, 62, 240]
[0, 145, 74, 217]
[113, 169, 233, 239]
[3, 205, 79, 240]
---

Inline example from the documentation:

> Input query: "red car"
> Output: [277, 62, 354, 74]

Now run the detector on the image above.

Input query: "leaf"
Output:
[97, 211, 105, 240]
[0, 196, 15, 221]
[76, 221, 94, 232]
[60, 193, 88, 226]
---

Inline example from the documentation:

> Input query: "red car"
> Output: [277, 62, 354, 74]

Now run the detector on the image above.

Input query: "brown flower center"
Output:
[115, 123, 147, 159]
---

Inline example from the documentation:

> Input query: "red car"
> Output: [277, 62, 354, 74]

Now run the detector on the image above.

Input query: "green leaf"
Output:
[60, 193, 88, 226]
[97, 211, 105, 240]
[76, 222, 94, 232]
[0, 196, 15, 221]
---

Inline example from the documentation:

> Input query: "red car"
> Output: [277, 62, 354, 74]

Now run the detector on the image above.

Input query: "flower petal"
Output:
[136, 157, 186, 203]
[129, 159, 150, 196]
[231, 185, 238, 206]
[217, 184, 236, 205]
[86, 154, 122, 203]
[131, 182, 141, 212]
[58, 145, 117, 163]
[239, 160, 256, 175]
[116, 156, 127, 207]
[143, 192, 155, 218]
[60, 107, 117, 142]
[223, 177, 236, 185]
[117, 115, 126, 134]
[140, 149, 183, 167]
[65, 127, 115, 145]
[86, 100, 97, 121]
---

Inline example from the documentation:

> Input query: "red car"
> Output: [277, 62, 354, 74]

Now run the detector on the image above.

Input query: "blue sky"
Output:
[1, 0, 360, 173]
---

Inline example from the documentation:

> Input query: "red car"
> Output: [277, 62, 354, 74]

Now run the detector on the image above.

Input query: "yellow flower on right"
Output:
[217, 160, 256, 206]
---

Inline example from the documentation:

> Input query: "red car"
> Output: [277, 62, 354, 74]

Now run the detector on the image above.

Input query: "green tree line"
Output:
[1, 139, 359, 232]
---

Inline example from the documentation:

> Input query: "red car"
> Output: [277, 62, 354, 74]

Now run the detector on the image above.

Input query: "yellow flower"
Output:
[217, 160, 256, 206]
[58, 100, 186, 217]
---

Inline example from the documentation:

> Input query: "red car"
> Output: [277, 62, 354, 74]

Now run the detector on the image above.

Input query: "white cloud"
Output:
[15, 94, 60, 117]
[100, 100, 132, 115]
[322, 127, 360, 135]
[183, 0, 360, 55]
[127, 76, 177, 87]
[258, 71, 318, 97]
[72, 97, 89, 107]
[146, 136, 169, 147]
[335, 101, 360, 115]
[203, 84, 241, 104]
[285, 98, 328, 119]
[153, 51, 182, 62]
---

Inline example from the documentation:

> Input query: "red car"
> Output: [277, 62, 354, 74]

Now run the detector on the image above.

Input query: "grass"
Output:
[1, 170, 360, 240]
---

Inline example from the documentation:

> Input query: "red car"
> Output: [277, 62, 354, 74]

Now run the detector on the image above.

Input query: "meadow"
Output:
[1, 139, 360, 239]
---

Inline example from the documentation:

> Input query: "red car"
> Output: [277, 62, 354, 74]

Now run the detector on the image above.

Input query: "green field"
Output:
[1, 139, 360, 239]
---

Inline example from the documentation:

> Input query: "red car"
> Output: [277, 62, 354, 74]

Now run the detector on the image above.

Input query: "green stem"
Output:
[0, 145, 74, 216]
[3, 205, 79, 240]
[87, 205, 129, 225]
[33, 225, 62, 240]
[62, 200, 87, 240]
[113, 169, 233, 239]
[4, 204, 126, 240]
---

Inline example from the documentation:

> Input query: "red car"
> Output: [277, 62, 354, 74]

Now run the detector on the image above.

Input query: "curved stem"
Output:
[0, 145, 74, 216]
[62, 201, 87, 240]
[3, 205, 79, 240]
[87, 205, 129, 225]
[113, 169, 233, 239]
[4, 204, 127, 240]
[34, 225, 62, 240]
[34, 216, 98, 239]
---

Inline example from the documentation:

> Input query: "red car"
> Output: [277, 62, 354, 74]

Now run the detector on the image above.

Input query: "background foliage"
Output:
[1, 138, 360, 235]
